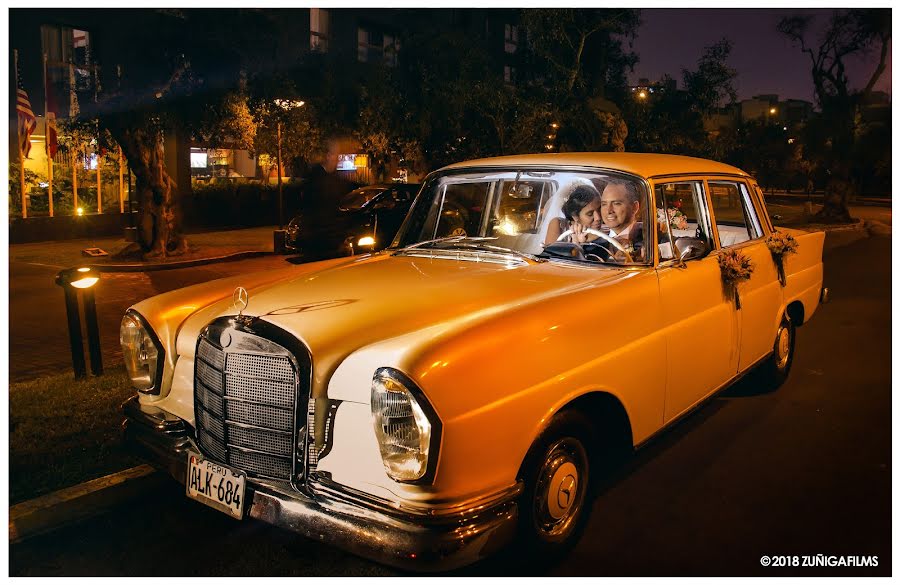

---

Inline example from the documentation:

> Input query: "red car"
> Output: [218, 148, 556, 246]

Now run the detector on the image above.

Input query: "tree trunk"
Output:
[109, 124, 188, 258]
[815, 174, 853, 223]
[814, 105, 856, 224]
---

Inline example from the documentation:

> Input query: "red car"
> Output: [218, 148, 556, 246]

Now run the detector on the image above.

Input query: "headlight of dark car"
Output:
[120, 310, 164, 394]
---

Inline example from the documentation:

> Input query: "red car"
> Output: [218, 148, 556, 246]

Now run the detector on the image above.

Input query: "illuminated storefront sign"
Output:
[337, 154, 368, 171]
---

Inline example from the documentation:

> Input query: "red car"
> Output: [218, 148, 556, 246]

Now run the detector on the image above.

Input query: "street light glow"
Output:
[769, 107, 777, 114]
[638, 90, 647, 99]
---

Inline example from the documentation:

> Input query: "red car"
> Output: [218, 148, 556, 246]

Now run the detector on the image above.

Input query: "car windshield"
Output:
[340, 187, 385, 210]
[392, 169, 651, 266]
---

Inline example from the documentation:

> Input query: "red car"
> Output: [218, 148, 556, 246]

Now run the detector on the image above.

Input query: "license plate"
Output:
[186, 452, 246, 519]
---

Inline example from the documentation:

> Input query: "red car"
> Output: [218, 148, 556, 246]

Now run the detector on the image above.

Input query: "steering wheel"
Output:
[557, 228, 634, 263]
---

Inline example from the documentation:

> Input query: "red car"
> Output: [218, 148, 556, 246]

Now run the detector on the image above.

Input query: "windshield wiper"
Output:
[394, 236, 544, 263]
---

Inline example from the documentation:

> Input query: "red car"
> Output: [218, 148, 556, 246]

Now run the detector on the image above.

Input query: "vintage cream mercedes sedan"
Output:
[122, 153, 827, 571]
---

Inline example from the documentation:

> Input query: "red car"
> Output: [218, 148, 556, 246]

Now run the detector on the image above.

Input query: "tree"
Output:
[778, 9, 890, 222]
[624, 39, 737, 158]
[521, 9, 641, 152]
[76, 9, 296, 258]
[682, 39, 738, 116]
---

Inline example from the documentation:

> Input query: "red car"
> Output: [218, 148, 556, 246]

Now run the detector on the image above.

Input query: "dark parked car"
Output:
[285, 183, 421, 255]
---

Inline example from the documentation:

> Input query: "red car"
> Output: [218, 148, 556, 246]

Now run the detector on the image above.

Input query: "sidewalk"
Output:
[762, 190, 892, 207]
[9, 225, 278, 271]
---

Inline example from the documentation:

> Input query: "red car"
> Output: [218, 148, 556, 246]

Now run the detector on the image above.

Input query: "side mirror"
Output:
[674, 237, 710, 263]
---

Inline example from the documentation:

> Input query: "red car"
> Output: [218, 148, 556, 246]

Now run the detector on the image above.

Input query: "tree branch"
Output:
[862, 34, 889, 95]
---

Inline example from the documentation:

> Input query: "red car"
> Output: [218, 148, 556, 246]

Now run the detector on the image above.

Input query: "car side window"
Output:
[431, 182, 491, 239]
[708, 181, 763, 247]
[655, 181, 713, 261]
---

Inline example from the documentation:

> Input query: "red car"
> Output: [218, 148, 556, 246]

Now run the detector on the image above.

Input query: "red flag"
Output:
[45, 67, 58, 158]
[16, 88, 37, 159]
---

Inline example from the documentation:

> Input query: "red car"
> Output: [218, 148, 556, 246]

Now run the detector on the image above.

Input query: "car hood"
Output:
[164, 253, 634, 393]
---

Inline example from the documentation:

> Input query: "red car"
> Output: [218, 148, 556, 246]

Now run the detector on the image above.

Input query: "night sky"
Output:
[629, 8, 892, 104]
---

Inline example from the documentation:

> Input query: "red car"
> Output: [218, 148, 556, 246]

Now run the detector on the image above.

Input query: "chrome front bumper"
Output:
[122, 396, 519, 572]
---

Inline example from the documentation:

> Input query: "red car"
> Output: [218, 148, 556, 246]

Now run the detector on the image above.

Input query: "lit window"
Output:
[504, 24, 518, 54]
[384, 34, 399, 67]
[358, 28, 374, 62]
[310, 9, 330, 52]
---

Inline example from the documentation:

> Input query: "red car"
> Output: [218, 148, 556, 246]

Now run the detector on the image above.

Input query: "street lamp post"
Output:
[273, 99, 305, 233]
[55, 266, 102, 378]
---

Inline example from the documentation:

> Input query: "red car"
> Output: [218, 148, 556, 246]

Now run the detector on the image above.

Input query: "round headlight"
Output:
[120, 311, 164, 394]
[371, 369, 440, 482]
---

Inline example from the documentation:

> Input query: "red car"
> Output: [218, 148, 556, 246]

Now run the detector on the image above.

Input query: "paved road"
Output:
[9, 231, 891, 576]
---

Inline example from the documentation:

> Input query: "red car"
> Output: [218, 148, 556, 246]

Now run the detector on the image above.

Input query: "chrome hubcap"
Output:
[775, 326, 791, 369]
[548, 462, 579, 519]
[533, 438, 588, 538]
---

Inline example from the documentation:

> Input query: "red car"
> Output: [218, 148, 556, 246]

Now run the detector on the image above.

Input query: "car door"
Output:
[706, 179, 781, 371]
[653, 178, 740, 423]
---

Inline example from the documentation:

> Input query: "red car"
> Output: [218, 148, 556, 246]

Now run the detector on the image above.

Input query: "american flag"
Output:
[17, 87, 37, 159]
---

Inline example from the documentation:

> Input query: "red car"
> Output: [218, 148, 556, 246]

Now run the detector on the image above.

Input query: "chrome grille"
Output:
[194, 328, 306, 481]
[230, 448, 292, 478]
[226, 400, 293, 432]
[226, 353, 293, 381]
[196, 359, 223, 393]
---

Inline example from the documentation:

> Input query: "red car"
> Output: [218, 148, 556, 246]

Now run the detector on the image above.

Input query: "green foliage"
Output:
[682, 39, 738, 113]
[9, 367, 141, 504]
[778, 9, 891, 212]
[521, 8, 640, 97]
[625, 39, 737, 157]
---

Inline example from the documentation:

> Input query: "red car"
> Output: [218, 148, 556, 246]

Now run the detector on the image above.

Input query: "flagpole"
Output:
[118, 145, 125, 213]
[70, 63, 79, 214]
[43, 52, 54, 217]
[15, 49, 28, 219]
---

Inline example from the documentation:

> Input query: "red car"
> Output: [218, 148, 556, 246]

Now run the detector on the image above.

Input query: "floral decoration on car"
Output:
[657, 206, 689, 230]
[765, 231, 799, 286]
[718, 247, 754, 308]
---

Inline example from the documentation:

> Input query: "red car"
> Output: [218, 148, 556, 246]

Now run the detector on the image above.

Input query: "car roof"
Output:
[438, 152, 750, 180]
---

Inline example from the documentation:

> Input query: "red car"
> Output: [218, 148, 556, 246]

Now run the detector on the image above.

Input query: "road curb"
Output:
[9, 465, 159, 544]
[783, 218, 868, 233]
[89, 250, 273, 273]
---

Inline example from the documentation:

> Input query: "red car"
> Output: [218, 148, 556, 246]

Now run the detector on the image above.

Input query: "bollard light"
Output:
[56, 267, 103, 378]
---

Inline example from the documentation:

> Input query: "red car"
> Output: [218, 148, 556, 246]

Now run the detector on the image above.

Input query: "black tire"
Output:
[516, 410, 596, 561]
[761, 314, 795, 389]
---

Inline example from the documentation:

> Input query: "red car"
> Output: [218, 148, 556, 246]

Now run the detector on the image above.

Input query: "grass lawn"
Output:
[9, 367, 143, 505]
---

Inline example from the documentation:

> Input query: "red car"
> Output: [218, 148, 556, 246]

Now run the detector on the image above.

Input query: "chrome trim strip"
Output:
[224, 419, 293, 436]
[227, 443, 293, 459]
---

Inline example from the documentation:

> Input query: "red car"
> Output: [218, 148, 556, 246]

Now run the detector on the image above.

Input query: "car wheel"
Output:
[761, 314, 795, 389]
[516, 410, 595, 561]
